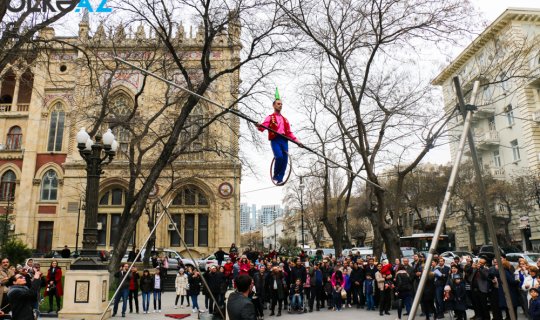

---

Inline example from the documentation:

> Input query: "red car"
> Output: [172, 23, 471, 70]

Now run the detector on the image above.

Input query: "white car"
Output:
[122, 248, 197, 269]
[197, 254, 230, 271]
[440, 251, 475, 266]
[506, 252, 540, 268]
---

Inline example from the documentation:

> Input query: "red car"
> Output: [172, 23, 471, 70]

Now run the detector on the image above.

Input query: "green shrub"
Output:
[2, 239, 32, 265]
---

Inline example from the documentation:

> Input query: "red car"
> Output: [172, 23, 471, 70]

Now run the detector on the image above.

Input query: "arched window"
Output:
[6, 126, 22, 150]
[40, 170, 58, 201]
[47, 103, 65, 152]
[170, 184, 209, 247]
[0, 170, 16, 201]
[98, 187, 130, 247]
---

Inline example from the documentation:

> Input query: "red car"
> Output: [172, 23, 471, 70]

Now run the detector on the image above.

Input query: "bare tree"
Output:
[103, 0, 298, 273]
[0, 1, 76, 73]
[279, 0, 476, 259]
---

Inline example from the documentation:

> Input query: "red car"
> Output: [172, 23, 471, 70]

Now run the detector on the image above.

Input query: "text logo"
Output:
[7, 0, 112, 13]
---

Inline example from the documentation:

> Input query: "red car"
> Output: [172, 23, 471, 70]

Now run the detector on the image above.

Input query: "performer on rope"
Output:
[257, 88, 301, 185]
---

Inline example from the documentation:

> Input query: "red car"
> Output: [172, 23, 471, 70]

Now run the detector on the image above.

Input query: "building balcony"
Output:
[0, 103, 30, 117]
[474, 105, 495, 119]
[413, 216, 438, 230]
[490, 167, 505, 179]
[476, 130, 499, 149]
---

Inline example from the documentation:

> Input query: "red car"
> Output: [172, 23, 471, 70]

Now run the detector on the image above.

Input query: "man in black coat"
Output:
[350, 262, 365, 308]
[215, 248, 227, 266]
[227, 274, 256, 320]
[7, 274, 37, 320]
[289, 259, 307, 287]
[205, 265, 226, 313]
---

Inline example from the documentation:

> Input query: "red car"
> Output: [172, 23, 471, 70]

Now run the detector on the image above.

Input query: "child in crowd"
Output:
[364, 274, 375, 311]
[290, 278, 304, 311]
[530, 288, 540, 320]
[452, 275, 467, 320]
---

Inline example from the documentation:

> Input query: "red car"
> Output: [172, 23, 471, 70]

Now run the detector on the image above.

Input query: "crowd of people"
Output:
[0, 258, 64, 319]
[4, 244, 540, 320]
[221, 246, 540, 320]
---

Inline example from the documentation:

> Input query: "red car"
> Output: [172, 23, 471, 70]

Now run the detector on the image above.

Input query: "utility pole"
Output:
[454, 77, 515, 320]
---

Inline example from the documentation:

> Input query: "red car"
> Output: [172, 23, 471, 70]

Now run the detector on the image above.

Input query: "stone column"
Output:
[11, 73, 20, 111]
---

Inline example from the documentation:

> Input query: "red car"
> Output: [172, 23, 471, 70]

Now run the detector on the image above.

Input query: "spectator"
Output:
[364, 273, 375, 311]
[451, 274, 467, 320]
[229, 243, 239, 263]
[420, 262, 437, 320]
[239, 257, 250, 276]
[215, 248, 227, 267]
[376, 260, 393, 316]
[268, 266, 286, 316]
[227, 274, 256, 320]
[523, 266, 540, 304]
[139, 269, 153, 314]
[253, 265, 267, 316]
[7, 273, 36, 320]
[45, 260, 63, 313]
[204, 265, 225, 314]
[331, 269, 345, 311]
[174, 268, 189, 308]
[128, 266, 140, 314]
[0, 258, 13, 308]
[471, 257, 490, 320]
[434, 257, 450, 318]
[395, 264, 413, 319]
[516, 258, 530, 319]
[224, 258, 234, 289]
[60, 245, 71, 259]
[530, 287, 540, 320]
[309, 263, 323, 312]
[112, 263, 131, 317]
[127, 247, 136, 262]
[189, 270, 203, 313]
[152, 267, 163, 313]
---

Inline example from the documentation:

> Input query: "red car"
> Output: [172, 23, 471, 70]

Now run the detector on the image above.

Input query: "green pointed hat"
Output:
[274, 87, 281, 100]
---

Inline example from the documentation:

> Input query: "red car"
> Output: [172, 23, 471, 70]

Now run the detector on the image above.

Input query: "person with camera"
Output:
[7, 273, 36, 320]
[44, 260, 62, 313]
[471, 257, 490, 320]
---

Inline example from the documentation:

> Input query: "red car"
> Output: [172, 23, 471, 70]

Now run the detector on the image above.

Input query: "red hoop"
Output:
[269, 151, 292, 186]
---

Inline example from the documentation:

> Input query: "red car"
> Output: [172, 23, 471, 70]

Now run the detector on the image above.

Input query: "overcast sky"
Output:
[239, 0, 540, 208]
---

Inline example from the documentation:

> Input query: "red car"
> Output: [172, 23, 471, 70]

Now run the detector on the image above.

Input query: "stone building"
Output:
[432, 8, 540, 251]
[0, 17, 241, 258]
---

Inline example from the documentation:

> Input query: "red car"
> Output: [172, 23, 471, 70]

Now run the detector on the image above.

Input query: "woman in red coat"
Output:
[238, 257, 250, 276]
[45, 260, 63, 313]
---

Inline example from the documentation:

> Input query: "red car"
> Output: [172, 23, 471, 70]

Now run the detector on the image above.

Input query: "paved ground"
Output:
[98, 292, 531, 320]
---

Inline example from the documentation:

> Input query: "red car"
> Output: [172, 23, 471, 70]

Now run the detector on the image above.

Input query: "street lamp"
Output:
[299, 176, 305, 249]
[76, 128, 117, 256]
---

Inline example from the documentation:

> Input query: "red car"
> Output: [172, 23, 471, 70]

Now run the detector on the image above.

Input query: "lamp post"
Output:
[299, 176, 305, 248]
[75, 197, 85, 255]
[76, 128, 117, 256]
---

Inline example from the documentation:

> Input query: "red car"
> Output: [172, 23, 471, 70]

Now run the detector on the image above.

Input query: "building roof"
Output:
[432, 8, 540, 85]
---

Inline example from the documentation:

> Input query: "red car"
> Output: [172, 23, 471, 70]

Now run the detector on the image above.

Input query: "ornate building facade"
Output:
[0, 17, 241, 258]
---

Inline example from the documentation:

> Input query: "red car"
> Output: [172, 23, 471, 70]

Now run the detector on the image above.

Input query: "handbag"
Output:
[340, 289, 347, 299]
